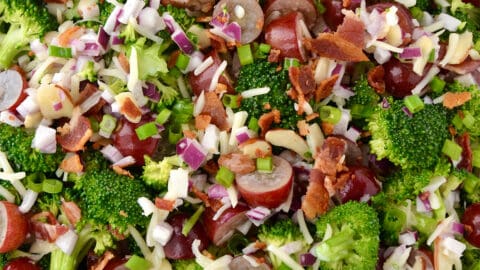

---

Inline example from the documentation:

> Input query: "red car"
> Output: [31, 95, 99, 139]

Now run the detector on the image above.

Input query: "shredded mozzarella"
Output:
[208, 60, 227, 92]
[194, 56, 214, 76]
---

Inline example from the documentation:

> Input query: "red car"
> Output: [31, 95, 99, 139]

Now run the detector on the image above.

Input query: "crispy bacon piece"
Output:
[90, 251, 114, 270]
[367, 65, 385, 94]
[268, 49, 281, 63]
[119, 96, 142, 123]
[195, 114, 212, 130]
[315, 74, 339, 102]
[304, 33, 369, 62]
[315, 136, 348, 177]
[117, 52, 130, 73]
[258, 109, 281, 137]
[112, 166, 133, 178]
[58, 26, 83, 47]
[201, 92, 230, 131]
[335, 11, 365, 47]
[155, 197, 176, 211]
[61, 200, 82, 225]
[301, 169, 329, 220]
[30, 212, 68, 242]
[443, 92, 472, 109]
[289, 66, 316, 98]
[57, 115, 93, 152]
[457, 132, 473, 172]
[191, 185, 223, 211]
[297, 120, 309, 136]
[60, 153, 84, 173]
[218, 153, 256, 174]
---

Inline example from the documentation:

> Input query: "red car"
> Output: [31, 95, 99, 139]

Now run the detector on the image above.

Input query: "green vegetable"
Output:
[237, 44, 254, 66]
[141, 155, 183, 191]
[442, 139, 463, 161]
[171, 259, 203, 270]
[42, 179, 63, 194]
[368, 98, 449, 169]
[256, 156, 273, 173]
[446, 81, 480, 136]
[320, 105, 342, 124]
[315, 201, 380, 270]
[78, 61, 97, 82]
[125, 255, 152, 270]
[182, 205, 205, 236]
[135, 122, 158, 140]
[463, 246, 480, 270]
[346, 76, 380, 121]
[404, 95, 424, 113]
[215, 166, 235, 187]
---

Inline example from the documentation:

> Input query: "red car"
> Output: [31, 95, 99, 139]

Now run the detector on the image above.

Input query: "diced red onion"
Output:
[138, 7, 165, 34]
[399, 47, 422, 59]
[101, 144, 124, 163]
[0, 111, 23, 127]
[55, 229, 78, 256]
[246, 206, 271, 222]
[32, 125, 57, 154]
[344, 126, 361, 142]
[143, 82, 160, 102]
[402, 107, 413, 118]
[452, 222, 464, 235]
[281, 240, 304, 255]
[332, 109, 351, 136]
[190, 174, 207, 190]
[221, 22, 242, 42]
[300, 253, 316, 266]
[424, 96, 433, 104]
[172, 29, 194, 55]
[207, 184, 229, 199]
[97, 27, 110, 50]
[210, 11, 229, 28]
[416, 194, 432, 213]
[442, 237, 467, 256]
[162, 13, 180, 33]
[118, 0, 146, 24]
[112, 36, 125, 45]
[176, 137, 190, 155]
[81, 42, 101, 57]
[185, 51, 205, 73]
[71, 39, 86, 53]
[80, 91, 103, 113]
[152, 222, 173, 246]
[331, 64, 343, 75]
[242, 242, 260, 255]
[381, 97, 390, 108]
[399, 231, 418, 246]
[235, 127, 250, 144]
[181, 140, 208, 170]
[332, 85, 355, 99]
[30, 39, 48, 56]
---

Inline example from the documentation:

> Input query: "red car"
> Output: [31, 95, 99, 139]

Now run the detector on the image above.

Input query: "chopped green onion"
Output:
[259, 43, 271, 54]
[442, 139, 462, 161]
[168, 125, 183, 144]
[404, 95, 424, 113]
[283, 58, 300, 69]
[428, 49, 435, 62]
[350, 104, 374, 119]
[429, 76, 446, 94]
[237, 44, 254, 66]
[26, 172, 45, 193]
[473, 149, 480, 168]
[48, 45, 72, 58]
[409, 7, 423, 20]
[125, 255, 152, 270]
[462, 111, 476, 129]
[319, 105, 342, 124]
[99, 114, 117, 137]
[216, 166, 235, 187]
[256, 156, 273, 173]
[88, 117, 99, 132]
[156, 108, 172, 125]
[222, 94, 240, 109]
[42, 179, 63, 194]
[135, 122, 158, 140]
[175, 53, 190, 71]
[452, 113, 463, 130]
[182, 205, 205, 236]
[248, 117, 259, 133]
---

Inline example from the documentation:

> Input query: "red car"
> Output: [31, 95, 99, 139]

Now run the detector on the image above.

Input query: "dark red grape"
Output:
[463, 203, 480, 248]
[4, 258, 40, 270]
[337, 166, 380, 203]
[164, 214, 210, 259]
[383, 57, 424, 98]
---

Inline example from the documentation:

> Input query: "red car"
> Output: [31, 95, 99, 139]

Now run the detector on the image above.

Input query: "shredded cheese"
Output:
[208, 60, 227, 92]
[194, 56, 214, 76]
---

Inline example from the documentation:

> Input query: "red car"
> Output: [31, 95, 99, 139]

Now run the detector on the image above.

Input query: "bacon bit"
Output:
[254, 240, 267, 250]
[191, 185, 223, 211]
[289, 66, 316, 98]
[268, 49, 281, 63]
[297, 120, 309, 136]
[208, 32, 228, 53]
[258, 109, 281, 137]
[442, 92, 472, 109]
[112, 166, 133, 178]
[183, 129, 197, 139]
[304, 33, 369, 62]
[60, 153, 84, 173]
[92, 137, 112, 150]
[45, 0, 68, 3]
[296, 94, 306, 115]
[202, 250, 216, 260]
[75, 83, 98, 105]
[218, 153, 256, 174]
[201, 92, 230, 131]
[203, 159, 219, 175]
[287, 88, 298, 100]
[449, 126, 457, 137]
[117, 52, 130, 73]
[58, 115, 93, 152]
[90, 251, 114, 270]
[321, 122, 334, 135]
[263, 103, 271, 110]
[167, 50, 181, 69]
[107, 226, 127, 240]
[306, 113, 319, 121]
[58, 26, 83, 47]
[315, 74, 339, 102]
[315, 136, 347, 177]
[30, 212, 68, 242]
[119, 210, 128, 217]
[457, 132, 473, 172]
[195, 114, 212, 130]
[215, 83, 228, 94]
[367, 65, 385, 94]
[301, 169, 329, 220]
[61, 200, 82, 225]
[155, 197, 176, 211]
[116, 93, 142, 123]
[335, 11, 365, 48]
[342, 0, 351, 8]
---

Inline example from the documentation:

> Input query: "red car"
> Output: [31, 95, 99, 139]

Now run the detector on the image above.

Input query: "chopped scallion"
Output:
[442, 139, 462, 161]
[283, 58, 300, 69]
[26, 172, 45, 193]
[175, 53, 190, 71]
[473, 149, 480, 168]
[404, 95, 424, 113]
[168, 125, 183, 144]
[182, 205, 205, 236]
[42, 179, 63, 194]
[237, 44, 254, 66]
[258, 43, 271, 54]
[248, 117, 259, 133]
[256, 156, 273, 173]
[125, 255, 152, 270]
[88, 117, 99, 132]
[452, 113, 463, 130]
[48, 45, 73, 58]
[222, 94, 240, 109]
[135, 122, 158, 140]
[99, 114, 117, 138]
[319, 105, 342, 124]
[156, 108, 172, 125]
[429, 76, 446, 94]
[462, 111, 476, 129]
[216, 166, 235, 187]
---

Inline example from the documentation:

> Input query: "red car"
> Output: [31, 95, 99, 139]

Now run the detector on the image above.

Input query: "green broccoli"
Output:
[463, 246, 480, 270]
[448, 81, 480, 136]
[235, 60, 301, 130]
[346, 76, 381, 120]
[128, 38, 169, 80]
[150, 78, 179, 107]
[0, 253, 8, 269]
[257, 218, 307, 269]
[171, 259, 203, 270]
[450, 0, 480, 49]
[0, 0, 58, 69]
[0, 124, 64, 173]
[368, 97, 449, 170]
[314, 201, 380, 270]
[142, 155, 183, 190]
[78, 61, 97, 82]
[458, 169, 480, 203]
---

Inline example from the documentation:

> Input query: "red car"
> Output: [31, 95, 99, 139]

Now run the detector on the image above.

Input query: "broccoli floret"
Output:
[150, 78, 179, 107]
[448, 81, 480, 136]
[463, 246, 480, 270]
[314, 201, 380, 270]
[171, 259, 203, 270]
[383, 168, 434, 203]
[128, 38, 169, 80]
[142, 155, 183, 190]
[78, 61, 97, 82]
[258, 218, 307, 269]
[0, 253, 8, 269]
[0, 124, 64, 173]
[119, 21, 137, 44]
[346, 76, 381, 120]
[459, 169, 480, 203]
[235, 60, 301, 130]
[450, 0, 480, 48]
[0, 0, 58, 69]
[368, 98, 449, 170]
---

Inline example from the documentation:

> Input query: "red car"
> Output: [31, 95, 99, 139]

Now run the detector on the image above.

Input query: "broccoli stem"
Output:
[316, 226, 355, 262]
[0, 26, 28, 69]
[49, 227, 95, 270]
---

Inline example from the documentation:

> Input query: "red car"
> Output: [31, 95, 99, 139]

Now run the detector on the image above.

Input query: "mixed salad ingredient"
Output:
[0, 0, 480, 269]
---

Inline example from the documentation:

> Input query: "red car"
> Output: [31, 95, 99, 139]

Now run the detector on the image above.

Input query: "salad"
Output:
[0, 0, 480, 269]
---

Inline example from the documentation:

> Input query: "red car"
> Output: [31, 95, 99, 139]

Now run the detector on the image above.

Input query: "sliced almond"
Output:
[115, 92, 142, 123]
[449, 31, 473, 65]
[238, 138, 272, 158]
[265, 129, 310, 159]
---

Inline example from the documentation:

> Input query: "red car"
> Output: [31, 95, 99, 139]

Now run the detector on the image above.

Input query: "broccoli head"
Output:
[463, 246, 480, 270]
[368, 98, 449, 170]
[0, 0, 58, 69]
[448, 81, 480, 136]
[235, 60, 301, 130]
[142, 155, 183, 190]
[346, 75, 381, 120]
[171, 259, 203, 270]
[459, 169, 480, 203]
[0, 124, 64, 173]
[314, 201, 380, 270]
[450, 0, 480, 49]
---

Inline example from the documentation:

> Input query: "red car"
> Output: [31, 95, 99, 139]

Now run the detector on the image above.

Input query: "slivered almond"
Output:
[115, 92, 142, 123]
[265, 129, 310, 159]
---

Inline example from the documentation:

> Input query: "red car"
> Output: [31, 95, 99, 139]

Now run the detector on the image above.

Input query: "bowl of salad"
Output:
[0, 0, 479, 269]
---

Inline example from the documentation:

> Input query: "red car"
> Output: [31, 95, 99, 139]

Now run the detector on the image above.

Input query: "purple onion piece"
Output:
[222, 22, 242, 42]
[97, 27, 110, 50]
[207, 184, 229, 199]
[176, 137, 190, 155]
[300, 253, 317, 266]
[181, 140, 207, 170]
[381, 97, 390, 109]
[402, 106, 413, 118]
[172, 29, 194, 55]
[112, 36, 125, 45]
[143, 82, 160, 102]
